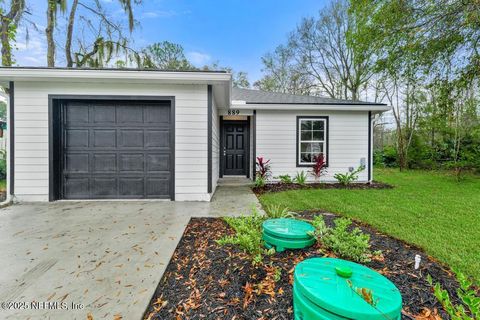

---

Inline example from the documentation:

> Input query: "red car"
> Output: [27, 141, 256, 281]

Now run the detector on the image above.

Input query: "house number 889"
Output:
[227, 110, 240, 115]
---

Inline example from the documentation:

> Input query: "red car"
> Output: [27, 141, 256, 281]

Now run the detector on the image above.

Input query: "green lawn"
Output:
[259, 168, 480, 281]
[0, 179, 5, 191]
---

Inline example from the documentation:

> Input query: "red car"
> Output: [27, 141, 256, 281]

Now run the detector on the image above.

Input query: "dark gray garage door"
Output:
[60, 100, 173, 199]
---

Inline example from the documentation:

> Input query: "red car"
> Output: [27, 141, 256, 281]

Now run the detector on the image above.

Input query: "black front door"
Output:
[223, 121, 248, 175]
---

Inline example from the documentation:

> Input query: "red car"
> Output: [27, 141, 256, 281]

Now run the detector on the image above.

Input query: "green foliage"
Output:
[264, 204, 295, 219]
[294, 171, 307, 185]
[141, 41, 194, 70]
[334, 166, 365, 186]
[217, 208, 265, 257]
[277, 174, 293, 184]
[311, 215, 374, 263]
[217, 206, 296, 263]
[427, 272, 480, 319]
[254, 176, 266, 188]
[0, 150, 6, 180]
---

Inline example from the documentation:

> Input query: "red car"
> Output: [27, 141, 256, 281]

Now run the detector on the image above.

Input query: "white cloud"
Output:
[13, 30, 47, 66]
[141, 10, 191, 19]
[186, 51, 211, 66]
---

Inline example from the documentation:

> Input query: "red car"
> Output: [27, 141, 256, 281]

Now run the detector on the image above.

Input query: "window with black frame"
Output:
[297, 117, 328, 166]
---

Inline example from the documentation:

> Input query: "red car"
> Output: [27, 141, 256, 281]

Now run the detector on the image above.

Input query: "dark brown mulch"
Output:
[252, 181, 393, 195]
[144, 214, 462, 320]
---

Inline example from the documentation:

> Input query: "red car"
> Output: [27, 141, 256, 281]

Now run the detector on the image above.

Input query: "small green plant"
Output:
[427, 272, 480, 319]
[311, 215, 374, 263]
[254, 175, 266, 188]
[217, 208, 265, 256]
[334, 165, 365, 186]
[273, 266, 282, 282]
[277, 174, 293, 184]
[264, 204, 295, 219]
[294, 171, 307, 185]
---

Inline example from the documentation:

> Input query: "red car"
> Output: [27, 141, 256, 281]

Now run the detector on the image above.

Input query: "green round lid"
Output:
[294, 258, 402, 320]
[262, 218, 315, 240]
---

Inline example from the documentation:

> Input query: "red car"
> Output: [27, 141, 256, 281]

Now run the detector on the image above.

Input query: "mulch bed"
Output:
[252, 181, 393, 195]
[144, 213, 462, 320]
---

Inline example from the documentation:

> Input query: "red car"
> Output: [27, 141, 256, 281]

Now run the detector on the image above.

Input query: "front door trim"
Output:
[48, 95, 176, 201]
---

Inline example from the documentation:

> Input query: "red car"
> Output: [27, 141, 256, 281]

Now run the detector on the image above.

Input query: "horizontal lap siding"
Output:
[211, 99, 220, 193]
[256, 110, 369, 182]
[14, 82, 208, 201]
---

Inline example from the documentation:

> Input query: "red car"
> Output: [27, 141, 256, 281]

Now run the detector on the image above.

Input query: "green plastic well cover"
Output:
[262, 218, 315, 240]
[294, 258, 402, 320]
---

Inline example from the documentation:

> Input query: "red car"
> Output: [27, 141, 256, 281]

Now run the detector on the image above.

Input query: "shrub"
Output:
[427, 272, 479, 320]
[264, 204, 295, 219]
[217, 206, 295, 262]
[310, 216, 374, 263]
[310, 153, 327, 181]
[256, 157, 271, 179]
[334, 165, 365, 186]
[254, 175, 266, 188]
[217, 207, 265, 256]
[294, 171, 307, 185]
[277, 174, 293, 184]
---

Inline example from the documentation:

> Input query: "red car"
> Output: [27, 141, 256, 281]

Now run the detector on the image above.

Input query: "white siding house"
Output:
[0, 68, 389, 202]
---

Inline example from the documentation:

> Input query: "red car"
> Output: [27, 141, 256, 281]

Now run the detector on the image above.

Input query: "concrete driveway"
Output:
[0, 186, 260, 320]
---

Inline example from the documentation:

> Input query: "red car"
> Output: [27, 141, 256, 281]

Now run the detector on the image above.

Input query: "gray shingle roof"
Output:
[232, 88, 386, 105]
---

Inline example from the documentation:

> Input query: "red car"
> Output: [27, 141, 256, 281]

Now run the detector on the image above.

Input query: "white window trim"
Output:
[297, 118, 328, 166]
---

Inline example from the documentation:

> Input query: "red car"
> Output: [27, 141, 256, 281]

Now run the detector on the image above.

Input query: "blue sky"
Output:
[14, 0, 328, 82]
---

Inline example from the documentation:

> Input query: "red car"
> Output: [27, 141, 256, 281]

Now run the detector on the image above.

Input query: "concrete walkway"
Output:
[0, 186, 260, 320]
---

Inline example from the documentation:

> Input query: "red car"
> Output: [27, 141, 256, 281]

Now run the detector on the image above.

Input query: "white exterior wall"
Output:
[211, 100, 220, 193]
[256, 110, 370, 182]
[13, 81, 209, 202]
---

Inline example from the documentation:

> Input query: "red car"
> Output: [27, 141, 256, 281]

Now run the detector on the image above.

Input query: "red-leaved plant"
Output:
[311, 153, 327, 182]
[256, 157, 271, 179]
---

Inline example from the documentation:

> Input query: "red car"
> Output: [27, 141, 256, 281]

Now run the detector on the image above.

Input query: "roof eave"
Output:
[0, 67, 232, 84]
[232, 103, 391, 112]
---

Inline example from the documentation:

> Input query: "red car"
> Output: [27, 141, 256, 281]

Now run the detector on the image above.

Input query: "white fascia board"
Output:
[0, 68, 232, 84]
[231, 103, 391, 112]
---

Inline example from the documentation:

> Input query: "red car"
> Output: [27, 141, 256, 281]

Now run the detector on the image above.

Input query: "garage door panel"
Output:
[66, 103, 89, 123]
[60, 100, 173, 200]
[93, 105, 116, 123]
[146, 106, 170, 124]
[119, 130, 144, 148]
[146, 130, 169, 148]
[93, 154, 117, 173]
[66, 129, 89, 148]
[64, 177, 89, 198]
[92, 178, 117, 196]
[65, 154, 89, 173]
[119, 178, 144, 197]
[147, 154, 170, 172]
[93, 130, 117, 148]
[147, 177, 170, 197]
[118, 105, 143, 123]
[119, 154, 144, 172]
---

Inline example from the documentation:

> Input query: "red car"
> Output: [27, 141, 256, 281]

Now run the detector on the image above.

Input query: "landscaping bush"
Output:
[310, 153, 327, 181]
[255, 156, 271, 188]
[218, 206, 294, 262]
[264, 204, 295, 219]
[276, 174, 293, 184]
[334, 165, 365, 186]
[311, 215, 375, 263]
[294, 171, 307, 185]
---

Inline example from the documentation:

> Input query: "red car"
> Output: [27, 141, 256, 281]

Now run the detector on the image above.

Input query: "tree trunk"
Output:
[46, 0, 56, 67]
[0, 18, 12, 66]
[65, 0, 79, 67]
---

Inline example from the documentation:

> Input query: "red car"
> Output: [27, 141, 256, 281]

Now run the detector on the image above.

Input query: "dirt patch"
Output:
[252, 181, 393, 195]
[144, 215, 460, 320]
